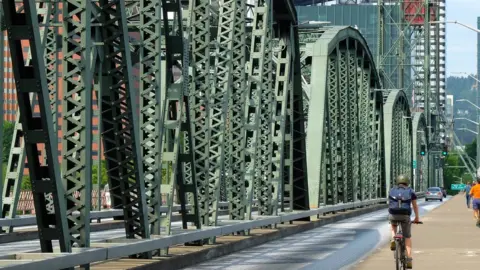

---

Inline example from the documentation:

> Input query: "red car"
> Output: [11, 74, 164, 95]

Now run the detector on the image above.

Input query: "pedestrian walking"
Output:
[465, 182, 472, 208]
[469, 178, 480, 226]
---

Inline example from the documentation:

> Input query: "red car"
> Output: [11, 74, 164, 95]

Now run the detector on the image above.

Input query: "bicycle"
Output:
[391, 220, 423, 270]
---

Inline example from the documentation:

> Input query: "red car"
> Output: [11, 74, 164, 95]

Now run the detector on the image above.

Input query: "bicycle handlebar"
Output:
[411, 221, 423, 224]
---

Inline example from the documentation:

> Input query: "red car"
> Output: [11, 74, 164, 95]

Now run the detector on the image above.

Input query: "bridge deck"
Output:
[355, 194, 480, 270]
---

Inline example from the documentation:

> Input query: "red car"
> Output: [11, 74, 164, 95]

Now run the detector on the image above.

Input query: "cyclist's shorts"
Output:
[388, 214, 411, 238]
[473, 198, 480, 210]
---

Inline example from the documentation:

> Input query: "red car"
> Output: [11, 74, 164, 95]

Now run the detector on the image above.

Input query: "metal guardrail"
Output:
[0, 193, 424, 229]
[0, 201, 253, 229]
[0, 198, 389, 270]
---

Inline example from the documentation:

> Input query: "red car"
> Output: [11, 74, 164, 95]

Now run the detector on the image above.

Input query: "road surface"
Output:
[184, 197, 448, 270]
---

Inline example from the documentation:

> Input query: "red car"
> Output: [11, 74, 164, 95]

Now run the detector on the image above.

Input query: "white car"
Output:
[425, 187, 443, 202]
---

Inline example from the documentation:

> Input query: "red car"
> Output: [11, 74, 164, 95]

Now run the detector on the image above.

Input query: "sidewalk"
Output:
[354, 194, 480, 270]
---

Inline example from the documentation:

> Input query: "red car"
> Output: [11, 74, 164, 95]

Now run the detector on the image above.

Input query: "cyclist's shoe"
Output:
[406, 257, 413, 269]
[390, 240, 396, 251]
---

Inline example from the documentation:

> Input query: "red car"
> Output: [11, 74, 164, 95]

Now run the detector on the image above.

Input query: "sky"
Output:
[446, 0, 480, 77]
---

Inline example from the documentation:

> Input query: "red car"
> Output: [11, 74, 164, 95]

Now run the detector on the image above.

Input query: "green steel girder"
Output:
[383, 90, 413, 193]
[216, 0, 248, 221]
[412, 112, 428, 192]
[269, 34, 291, 215]
[2, 0, 71, 253]
[139, 0, 163, 237]
[188, 0, 215, 227]
[1, 3, 54, 229]
[159, 0, 201, 250]
[243, 0, 275, 218]
[288, 25, 309, 212]
[307, 26, 384, 208]
[61, 0, 93, 248]
[96, 0, 150, 257]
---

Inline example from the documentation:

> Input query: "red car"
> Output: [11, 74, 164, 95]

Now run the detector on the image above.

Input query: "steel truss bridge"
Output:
[0, 0, 430, 268]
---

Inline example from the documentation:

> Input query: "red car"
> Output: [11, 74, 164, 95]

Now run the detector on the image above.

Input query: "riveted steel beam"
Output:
[412, 112, 428, 192]
[95, 0, 150, 258]
[188, 0, 214, 227]
[139, 0, 163, 238]
[61, 0, 94, 249]
[1, 3, 55, 229]
[243, 0, 275, 218]
[307, 26, 385, 209]
[383, 90, 412, 193]
[215, 0, 247, 221]
[159, 0, 201, 254]
[2, 0, 70, 253]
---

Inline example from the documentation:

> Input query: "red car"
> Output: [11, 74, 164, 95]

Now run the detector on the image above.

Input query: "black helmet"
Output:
[396, 174, 409, 185]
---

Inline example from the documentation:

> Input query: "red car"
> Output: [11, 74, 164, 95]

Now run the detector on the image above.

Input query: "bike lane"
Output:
[353, 194, 480, 270]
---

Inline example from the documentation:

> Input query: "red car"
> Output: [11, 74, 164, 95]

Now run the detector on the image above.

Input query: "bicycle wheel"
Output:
[395, 240, 402, 270]
[401, 241, 407, 270]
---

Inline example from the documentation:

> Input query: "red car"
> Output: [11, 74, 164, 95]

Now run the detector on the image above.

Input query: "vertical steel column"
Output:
[1, 3, 52, 226]
[139, 0, 162, 236]
[270, 34, 291, 215]
[347, 45, 360, 202]
[338, 46, 350, 203]
[243, 0, 274, 217]
[223, 0, 248, 220]
[214, 0, 241, 222]
[188, 0, 213, 226]
[97, 0, 150, 257]
[290, 26, 309, 211]
[358, 55, 368, 201]
[2, 0, 70, 252]
[160, 0, 201, 246]
[326, 54, 339, 206]
[61, 0, 93, 248]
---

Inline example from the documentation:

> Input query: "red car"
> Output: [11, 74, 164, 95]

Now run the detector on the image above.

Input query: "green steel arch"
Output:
[412, 112, 428, 192]
[307, 26, 385, 208]
[383, 90, 413, 195]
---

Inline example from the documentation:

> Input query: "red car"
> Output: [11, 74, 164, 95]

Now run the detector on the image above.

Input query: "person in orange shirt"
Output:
[469, 178, 480, 226]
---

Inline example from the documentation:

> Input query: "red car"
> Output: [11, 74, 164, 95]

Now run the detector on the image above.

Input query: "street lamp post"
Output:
[457, 100, 480, 168]
[430, 20, 480, 34]
[432, 20, 480, 169]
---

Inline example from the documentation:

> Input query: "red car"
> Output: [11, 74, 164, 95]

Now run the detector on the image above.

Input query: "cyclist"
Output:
[388, 174, 420, 269]
[469, 177, 480, 226]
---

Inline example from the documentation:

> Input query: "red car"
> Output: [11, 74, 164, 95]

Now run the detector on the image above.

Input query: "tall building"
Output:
[295, 2, 407, 94]
[445, 94, 454, 146]
[477, 16, 480, 83]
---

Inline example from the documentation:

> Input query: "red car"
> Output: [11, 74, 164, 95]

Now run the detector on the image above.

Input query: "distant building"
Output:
[445, 95, 454, 146]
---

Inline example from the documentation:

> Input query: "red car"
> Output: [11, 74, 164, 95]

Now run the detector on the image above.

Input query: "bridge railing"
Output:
[0, 193, 425, 230]
[0, 198, 388, 270]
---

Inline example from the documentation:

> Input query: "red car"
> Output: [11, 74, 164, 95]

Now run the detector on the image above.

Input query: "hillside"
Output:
[446, 75, 478, 144]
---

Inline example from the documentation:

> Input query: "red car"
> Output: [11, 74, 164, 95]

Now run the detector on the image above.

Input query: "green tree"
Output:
[2, 121, 15, 162]
[443, 153, 462, 190]
[1, 163, 31, 191]
[21, 175, 31, 191]
[92, 160, 109, 187]
[464, 139, 477, 164]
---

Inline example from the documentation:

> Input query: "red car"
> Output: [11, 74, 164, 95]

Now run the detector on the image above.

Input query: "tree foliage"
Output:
[443, 154, 462, 189]
[1, 163, 31, 191]
[92, 160, 109, 187]
[464, 138, 477, 164]
[2, 121, 15, 163]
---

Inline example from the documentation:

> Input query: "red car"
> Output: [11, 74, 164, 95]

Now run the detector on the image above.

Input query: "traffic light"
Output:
[442, 145, 448, 156]
[420, 144, 426, 156]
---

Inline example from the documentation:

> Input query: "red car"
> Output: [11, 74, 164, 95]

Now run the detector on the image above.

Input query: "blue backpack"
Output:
[388, 186, 412, 215]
